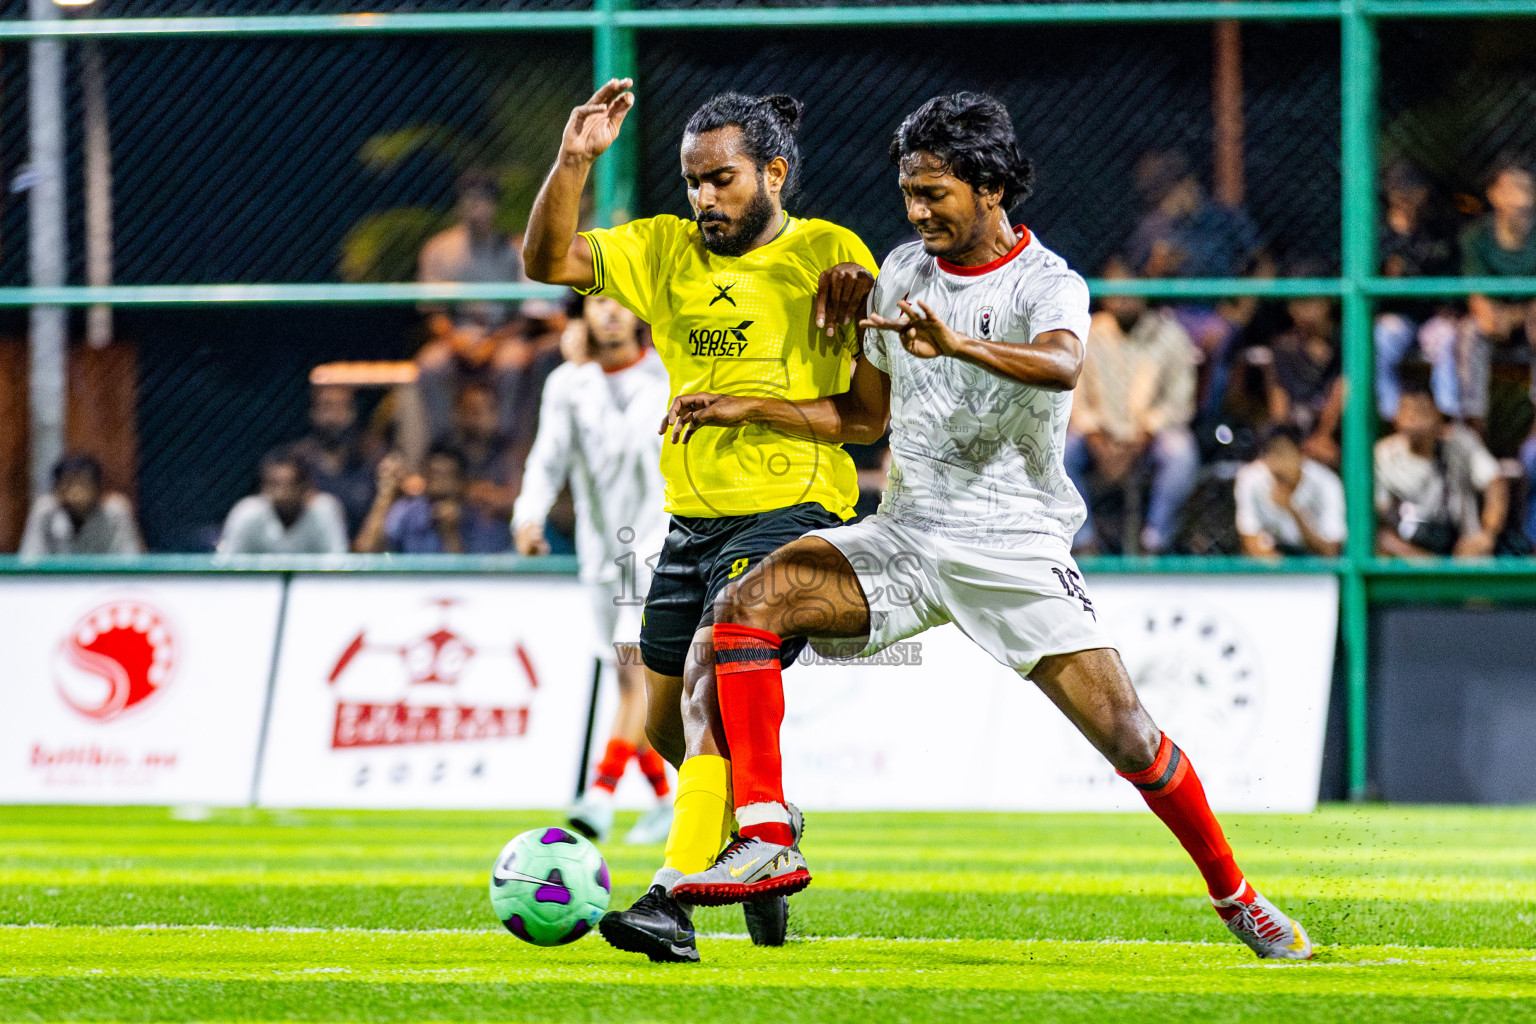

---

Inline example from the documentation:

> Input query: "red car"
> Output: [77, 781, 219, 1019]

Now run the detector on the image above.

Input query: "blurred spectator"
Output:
[1125, 150, 1261, 279]
[1374, 159, 1460, 420]
[418, 168, 525, 334]
[218, 447, 348, 555]
[500, 296, 575, 458]
[1123, 150, 1268, 418]
[1252, 288, 1343, 469]
[416, 169, 530, 443]
[1235, 424, 1345, 558]
[19, 454, 143, 557]
[1375, 387, 1508, 557]
[447, 383, 520, 523]
[288, 384, 384, 536]
[1452, 154, 1536, 427]
[1066, 266, 1199, 553]
[355, 446, 510, 554]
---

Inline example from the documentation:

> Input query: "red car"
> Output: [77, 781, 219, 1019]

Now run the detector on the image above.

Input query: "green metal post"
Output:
[1340, 1, 1378, 801]
[593, 0, 637, 227]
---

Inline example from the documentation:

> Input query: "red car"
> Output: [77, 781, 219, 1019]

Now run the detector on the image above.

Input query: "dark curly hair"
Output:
[889, 93, 1035, 209]
[685, 92, 805, 199]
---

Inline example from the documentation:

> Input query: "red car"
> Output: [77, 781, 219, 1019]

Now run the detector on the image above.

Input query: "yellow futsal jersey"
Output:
[579, 213, 877, 519]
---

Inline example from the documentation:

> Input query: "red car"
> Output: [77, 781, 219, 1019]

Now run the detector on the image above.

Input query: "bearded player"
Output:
[523, 81, 877, 960]
[661, 93, 1313, 961]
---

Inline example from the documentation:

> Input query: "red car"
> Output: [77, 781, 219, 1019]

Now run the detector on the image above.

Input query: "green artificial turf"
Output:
[2, 805, 1534, 1023]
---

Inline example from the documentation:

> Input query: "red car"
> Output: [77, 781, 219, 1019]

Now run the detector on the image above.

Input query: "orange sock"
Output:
[1119, 733, 1245, 898]
[637, 747, 671, 798]
[591, 738, 636, 795]
[713, 622, 794, 846]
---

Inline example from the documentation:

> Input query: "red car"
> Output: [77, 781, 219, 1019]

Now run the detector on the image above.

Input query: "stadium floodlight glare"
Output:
[51, 0, 97, 6]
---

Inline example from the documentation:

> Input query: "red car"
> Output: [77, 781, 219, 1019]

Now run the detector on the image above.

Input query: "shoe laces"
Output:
[718, 834, 756, 861]
[636, 885, 678, 914]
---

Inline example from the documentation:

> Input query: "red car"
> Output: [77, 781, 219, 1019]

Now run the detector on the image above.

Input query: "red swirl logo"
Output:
[55, 601, 176, 722]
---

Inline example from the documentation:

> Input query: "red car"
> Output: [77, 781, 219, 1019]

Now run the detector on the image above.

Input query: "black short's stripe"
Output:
[1133, 744, 1183, 792]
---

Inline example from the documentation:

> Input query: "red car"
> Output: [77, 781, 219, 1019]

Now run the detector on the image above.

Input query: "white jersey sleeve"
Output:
[1013, 255, 1092, 344]
[511, 363, 577, 530]
[861, 269, 895, 374]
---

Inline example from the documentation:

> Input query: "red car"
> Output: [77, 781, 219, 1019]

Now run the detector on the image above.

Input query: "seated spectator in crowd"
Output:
[355, 446, 510, 554]
[446, 383, 520, 523]
[1452, 154, 1536, 428]
[1066, 269, 1199, 553]
[1125, 150, 1261, 280]
[416, 169, 529, 443]
[1375, 387, 1508, 558]
[19, 454, 143, 557]
[1374, 159, 1460, 420]
[1235, 425, 1345, 558]
[219, 447, 349, 555]
[1122, 150, 1268, 417]
[288, 383, 383, 536]
[1252, 287, 1343, 468]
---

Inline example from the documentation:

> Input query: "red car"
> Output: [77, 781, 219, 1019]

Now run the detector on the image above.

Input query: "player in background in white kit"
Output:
[663, 93, 1313, 960]
[513, 294, 675, 845]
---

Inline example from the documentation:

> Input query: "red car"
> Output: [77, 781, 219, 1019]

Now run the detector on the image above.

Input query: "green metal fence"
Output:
[3, 0, 1536, 803]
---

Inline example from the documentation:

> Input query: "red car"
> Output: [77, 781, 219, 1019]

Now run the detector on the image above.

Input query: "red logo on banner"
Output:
[55, 601, 177, 722]
[326, 599, 539, 749]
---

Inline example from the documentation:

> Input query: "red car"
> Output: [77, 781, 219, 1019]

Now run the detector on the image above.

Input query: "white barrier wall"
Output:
[0, 577, 283, 804]
[0, 573, 1336, 812]
[255, 576, 597, 809]
[781, 575, 1338, 813]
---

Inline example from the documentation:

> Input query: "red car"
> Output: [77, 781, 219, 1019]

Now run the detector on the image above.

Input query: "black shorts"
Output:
[640, 502, 845, 678]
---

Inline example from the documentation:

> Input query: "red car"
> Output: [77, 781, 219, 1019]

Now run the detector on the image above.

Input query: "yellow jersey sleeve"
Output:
[578, 216, 682, 324]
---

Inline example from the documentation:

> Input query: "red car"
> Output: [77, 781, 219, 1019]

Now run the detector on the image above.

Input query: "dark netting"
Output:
[0, 34, 592, 286]
[1380, 21, 1536, 464]
[125, 305, 420, 551]
[1380, 20, 1536, 195]
[635, 23, 1339, 272]
[641, 0, 1327, 7]
[0, 0, 587, 18]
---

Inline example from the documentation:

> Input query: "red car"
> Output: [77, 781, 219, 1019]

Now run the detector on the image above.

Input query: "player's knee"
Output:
[713, 579, 777, 633]
[1106, 715, 1162, 773]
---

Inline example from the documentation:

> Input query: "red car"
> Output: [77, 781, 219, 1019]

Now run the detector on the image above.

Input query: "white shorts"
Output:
[805, 514, 1113, 675]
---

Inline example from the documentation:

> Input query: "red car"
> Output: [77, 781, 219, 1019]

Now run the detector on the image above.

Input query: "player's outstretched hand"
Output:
[560, 78, 635, 163]
[861, 299, 964, 359]
[660, 392, 759, 443]
[815, 263, 876, 338]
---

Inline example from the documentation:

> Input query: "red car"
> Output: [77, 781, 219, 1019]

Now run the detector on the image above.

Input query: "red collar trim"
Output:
[601, 349, 647, 374]
[936, 226, 1032, 277]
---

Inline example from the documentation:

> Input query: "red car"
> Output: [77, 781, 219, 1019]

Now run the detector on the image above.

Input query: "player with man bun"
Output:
[663, 92, 1314, 961]
[524, 80, 878, 961]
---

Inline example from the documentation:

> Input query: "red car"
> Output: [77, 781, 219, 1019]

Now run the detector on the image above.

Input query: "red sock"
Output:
[590, 738, 636, 795]
[713, 622, 794, 846]
[1118, 733, 1245, 899]
[636, 747, 671, 798]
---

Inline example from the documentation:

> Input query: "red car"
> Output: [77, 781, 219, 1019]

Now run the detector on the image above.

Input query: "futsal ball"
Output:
[488, 826, 611, 946]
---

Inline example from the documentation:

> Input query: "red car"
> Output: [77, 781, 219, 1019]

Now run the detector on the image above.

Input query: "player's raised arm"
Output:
[523, 79, 635, 289]
[662, 354, 890, 446]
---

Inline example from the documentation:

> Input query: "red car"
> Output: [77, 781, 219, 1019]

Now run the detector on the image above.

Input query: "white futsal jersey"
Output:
[806, 229, 1110, 673]
[864, 228, 1092, 549]
[513, 349, 671, 586]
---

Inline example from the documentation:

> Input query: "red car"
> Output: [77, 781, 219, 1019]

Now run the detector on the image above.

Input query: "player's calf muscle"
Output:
[1031, 648, 1161, 772]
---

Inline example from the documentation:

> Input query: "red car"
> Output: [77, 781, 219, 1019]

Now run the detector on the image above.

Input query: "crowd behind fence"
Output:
[0, 13, 1534, 565]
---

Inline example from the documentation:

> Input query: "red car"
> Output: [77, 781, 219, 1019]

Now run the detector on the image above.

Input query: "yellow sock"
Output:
[662, 754, 731, 876]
